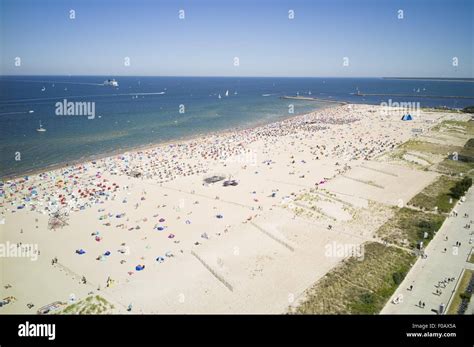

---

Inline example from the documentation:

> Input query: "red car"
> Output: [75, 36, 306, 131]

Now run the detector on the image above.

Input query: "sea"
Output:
[0, 76, 473, 178]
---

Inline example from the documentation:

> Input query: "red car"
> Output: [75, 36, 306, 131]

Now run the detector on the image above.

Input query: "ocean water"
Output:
[0, 76, 473, 178]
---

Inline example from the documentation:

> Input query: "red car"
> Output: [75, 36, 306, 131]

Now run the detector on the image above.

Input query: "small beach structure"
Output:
[47, 211, 69, 230]
[401, 114, 413, 121]
[37, 301, 66, 315]
[203, 175, 225, 184]
[128, 170, 142, 178]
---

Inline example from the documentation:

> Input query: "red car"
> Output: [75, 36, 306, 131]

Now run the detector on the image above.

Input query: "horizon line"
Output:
[1, 74, 473, 80]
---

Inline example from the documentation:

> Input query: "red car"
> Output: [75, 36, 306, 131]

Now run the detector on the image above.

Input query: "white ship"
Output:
[103, 79, 119, 87]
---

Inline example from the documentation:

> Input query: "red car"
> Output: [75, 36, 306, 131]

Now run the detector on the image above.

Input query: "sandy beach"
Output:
[0, 103, 470, 314]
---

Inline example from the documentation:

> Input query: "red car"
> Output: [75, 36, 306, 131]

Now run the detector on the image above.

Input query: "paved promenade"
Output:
[382, 187, 474, 314]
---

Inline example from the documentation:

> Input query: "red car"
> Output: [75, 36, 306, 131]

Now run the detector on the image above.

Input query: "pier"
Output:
[355, 92, 474, 99]
[280, 96, 347, 104]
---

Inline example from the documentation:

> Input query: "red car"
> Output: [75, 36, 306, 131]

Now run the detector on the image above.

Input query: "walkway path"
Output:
[381, 187, 474, 314]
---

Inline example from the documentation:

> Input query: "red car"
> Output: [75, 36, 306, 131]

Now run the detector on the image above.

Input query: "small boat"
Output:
[308, 91, 312, 95]
[234, 91, 238, 95]
[41, 86, 46, 92]
[36, 121, 46, 132]
[103, 79, 119, 87]
[28, 110, 34, 114]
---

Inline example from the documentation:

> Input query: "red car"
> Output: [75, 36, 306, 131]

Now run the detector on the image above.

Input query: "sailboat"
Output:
[218, 94, 222, 99]
[308, 91, 312, 95]
[41, 86, 46, 92]
[36, 121, 46, 132]
[225, 90, 229, 97]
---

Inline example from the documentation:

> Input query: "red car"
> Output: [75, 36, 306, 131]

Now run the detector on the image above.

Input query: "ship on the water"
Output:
[103, 79, 119, 87]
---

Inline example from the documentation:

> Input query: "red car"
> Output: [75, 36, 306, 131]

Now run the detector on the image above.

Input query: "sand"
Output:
[0, 104, 470, 313]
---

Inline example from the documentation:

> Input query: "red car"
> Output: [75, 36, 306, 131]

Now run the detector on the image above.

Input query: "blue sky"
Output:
[0, 0, 472, 77]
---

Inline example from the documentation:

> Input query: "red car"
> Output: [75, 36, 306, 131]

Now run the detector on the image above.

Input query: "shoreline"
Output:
[1, 103, 335, 181]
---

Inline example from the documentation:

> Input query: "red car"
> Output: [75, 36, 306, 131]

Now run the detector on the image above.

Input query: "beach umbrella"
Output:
[216, 214, 223, 219]
[157, 226, 165, 231]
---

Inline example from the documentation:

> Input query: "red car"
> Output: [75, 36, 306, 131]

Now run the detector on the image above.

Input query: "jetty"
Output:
[280, 96, 347, 105]
[354, 91, 474, 99]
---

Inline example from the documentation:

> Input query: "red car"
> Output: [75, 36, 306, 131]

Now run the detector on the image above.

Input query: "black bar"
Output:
[0, 314, 473, 346]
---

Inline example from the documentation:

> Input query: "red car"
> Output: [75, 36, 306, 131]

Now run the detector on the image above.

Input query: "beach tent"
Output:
[76, 249, 86, 255]
[401, 114, 413, 121]
[135, 265, 145, 271]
